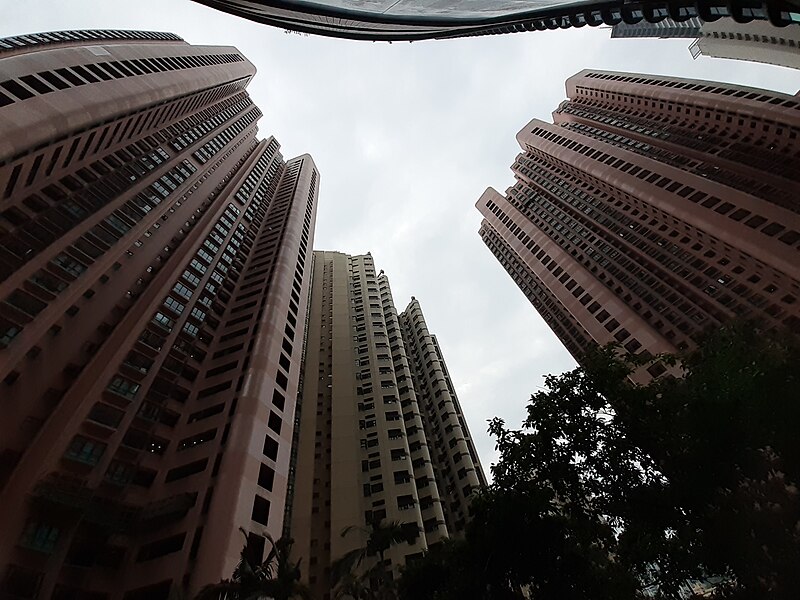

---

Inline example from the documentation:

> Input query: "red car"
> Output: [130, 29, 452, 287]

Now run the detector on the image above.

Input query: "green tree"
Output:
[398, 323, 800, 599]
[196, 529, 310, 600]
[619, 323, 800, 598]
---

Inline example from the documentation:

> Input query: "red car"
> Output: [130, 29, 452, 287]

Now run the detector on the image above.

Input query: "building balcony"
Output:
[31, 475, 195, 534]
[81, 419, 117, 441]
[119, 361, 150, 381]
[22, 279, 58, 303]
[32, 474, 92, 512]
[138, 492, 197, 531]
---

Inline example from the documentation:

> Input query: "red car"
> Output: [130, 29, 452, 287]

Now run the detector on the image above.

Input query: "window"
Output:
[276, 371, 288, 390]
[763, 223, 785, 237]
[106, 376, 140, 400]
[252, 495, 270, 526]
[105, 460, 135, 485]
[52, 253, 86, 277]
[182, 270, 201, 286]
[1, 79, 34, 100]
[163, 296, 185, 315]
[272, 389, 285, 411]
[0, 321, 20, 348]
[258, 464, 275, 491]
[65, 435, 106, 465]
[177, 429, 217, 451]
[20, 522, 60, 554]
[729, 209, 750, 222]
[397, 495, 415, 510]
[136, 533, 186, 562]
[87, 402, 124, 428]
[263, 435, 279, 460]
[173, 283, 193, 299]
[165, 458, 208, 482]
[190, 259, 207, 274]
[268, 412, 282, 434]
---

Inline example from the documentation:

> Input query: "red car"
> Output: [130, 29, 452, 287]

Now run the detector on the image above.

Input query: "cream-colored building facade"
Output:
[287, 251, 485, 598]
[690, 20, 800, 70]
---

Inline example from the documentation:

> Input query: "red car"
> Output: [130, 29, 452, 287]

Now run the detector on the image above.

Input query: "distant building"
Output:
[690, 20, 800, 70]
[611, 16, 703, 38]
[477, 69, 800, 379]
[288, 251, 486, 596]
[191, 0, 798, 42]
[612, 17, 800, 70]
[0, 30, 318, 599]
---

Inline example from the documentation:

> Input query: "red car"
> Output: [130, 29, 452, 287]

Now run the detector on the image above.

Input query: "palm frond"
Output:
[195, 533, 308, 600]
[331, 546, 368, 586]
[195, 580, 243, 600]
[341, 524, 368, 538]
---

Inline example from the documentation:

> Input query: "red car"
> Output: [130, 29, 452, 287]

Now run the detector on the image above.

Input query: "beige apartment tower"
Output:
[288, 251, 486, 598]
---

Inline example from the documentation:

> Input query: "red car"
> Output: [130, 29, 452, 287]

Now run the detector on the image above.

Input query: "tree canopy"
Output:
[399, 323, 800, 600]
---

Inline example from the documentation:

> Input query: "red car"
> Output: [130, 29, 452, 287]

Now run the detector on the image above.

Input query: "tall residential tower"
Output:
[0, 30, 318, 599]
[288, 251, 485, 598]
[477, 70, 800, 378]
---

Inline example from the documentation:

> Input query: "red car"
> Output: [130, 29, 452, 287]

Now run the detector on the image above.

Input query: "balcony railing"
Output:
[32, 475, 195, 533]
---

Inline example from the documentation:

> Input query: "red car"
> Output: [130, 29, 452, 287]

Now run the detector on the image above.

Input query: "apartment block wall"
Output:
[477, 69, 800, 378]
[0, 31, 318, 600]
[694, 20, 800, 70]
[289, 252, 485, 598]
[398, 299, 486, 533]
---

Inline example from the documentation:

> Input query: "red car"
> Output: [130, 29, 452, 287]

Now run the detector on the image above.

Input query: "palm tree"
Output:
[330, 517, 412, 600]
[196, 529, 310, 600]
[331, 570, 374, 600]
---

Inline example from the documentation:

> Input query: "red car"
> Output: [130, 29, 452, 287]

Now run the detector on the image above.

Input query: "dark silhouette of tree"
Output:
[398, 323, 800, 600]
[331, 517, 411, 600]
[196, 529, 310, 600]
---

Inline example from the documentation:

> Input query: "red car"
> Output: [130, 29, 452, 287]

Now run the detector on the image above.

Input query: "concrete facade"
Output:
[477, 69, 800, 379]
[288, 251, 485, 598]
[0, 30, 318, 599]
[692, 20, 800, 70]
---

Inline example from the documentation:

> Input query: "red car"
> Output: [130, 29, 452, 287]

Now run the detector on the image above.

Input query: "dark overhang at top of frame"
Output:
[191, 0, 800, 41]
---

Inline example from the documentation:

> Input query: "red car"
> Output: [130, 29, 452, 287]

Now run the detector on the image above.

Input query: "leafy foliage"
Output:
[398, 323, 800, 600]
[196, 529, 310, 600]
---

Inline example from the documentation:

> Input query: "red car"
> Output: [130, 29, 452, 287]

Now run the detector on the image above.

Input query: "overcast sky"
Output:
[3, 1, 799, 476]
